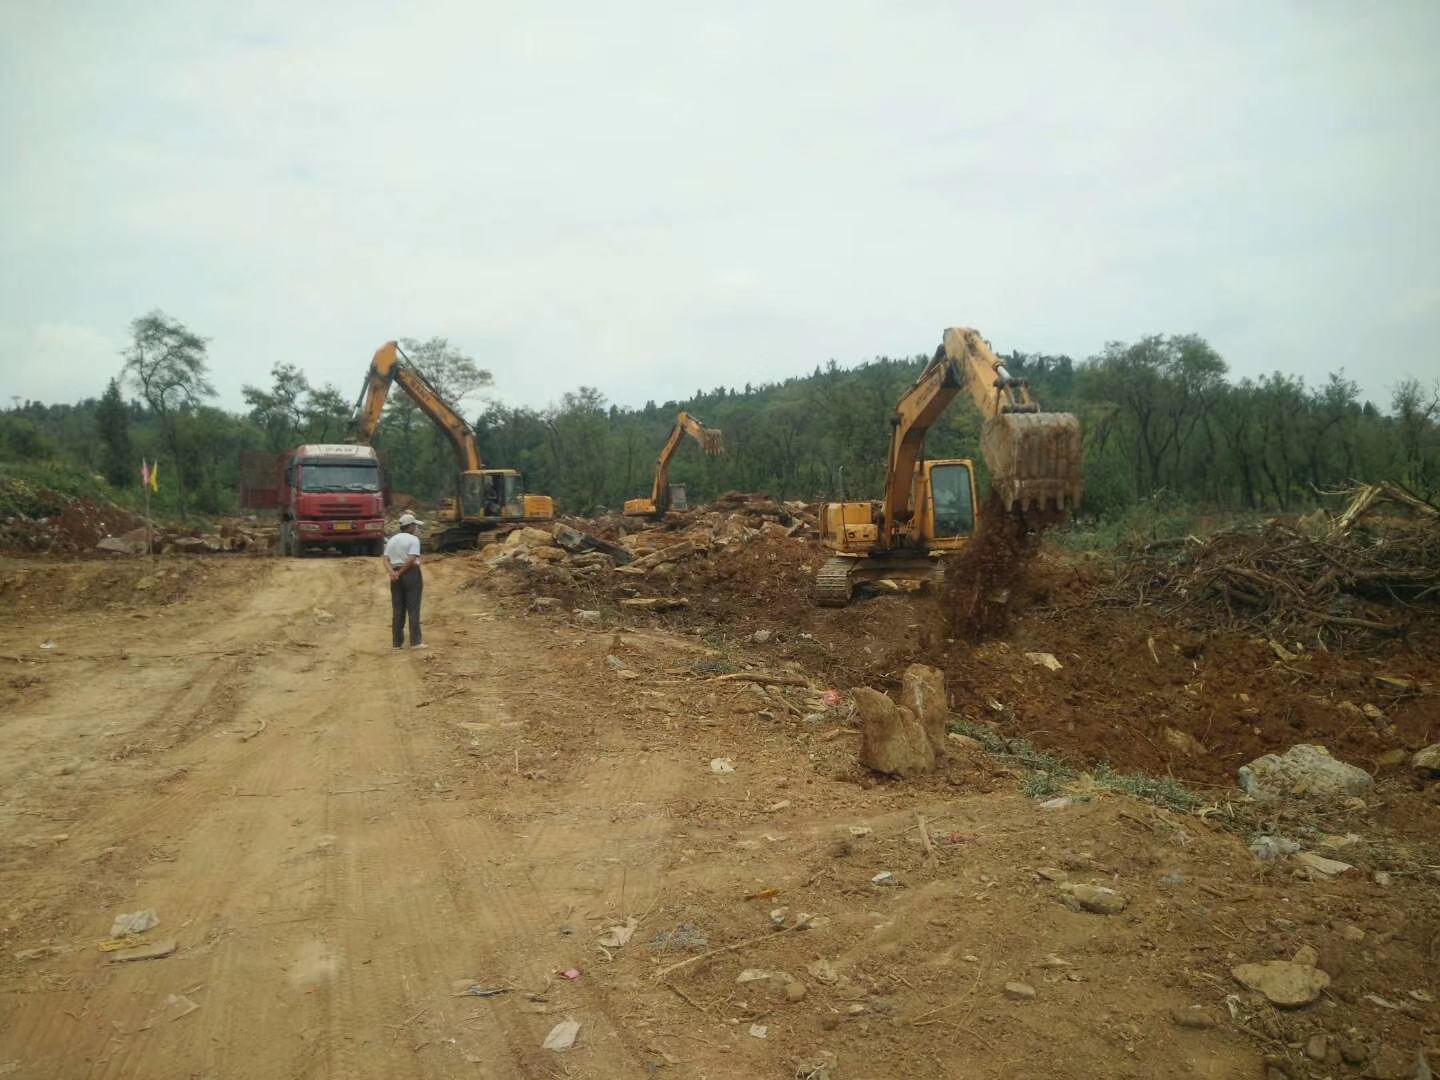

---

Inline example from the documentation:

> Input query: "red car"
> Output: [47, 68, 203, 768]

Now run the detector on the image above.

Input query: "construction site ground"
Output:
[1, 534, 1437, 1080]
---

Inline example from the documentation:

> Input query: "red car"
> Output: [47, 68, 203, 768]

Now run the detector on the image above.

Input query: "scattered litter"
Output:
[1364, 993, 1401, 1011]
[109, 938, 177, 963]
[848, 826, 872, 837]
[542, 1019, 581, 1051]
[769, 907, 788, 928]
[822, 689, 843, 707]
[311, 608, 335, 624]
[454, 984, 509, 998]
[605, 654, 626, 670]
[710, 758, 735, 774]
[871, 871, 897, 886]
[109, 909, 160, 938]
[1249, 835, 1301, 861]
[650, 924, 709, 951]
[556, 968, 581, 981]
[596, 917, 638, 948]
[751, 630, 772, 644]
[748, 1023, 768, 1039]
[744, 887, 781, 901]
[1024, 652, 1062, 671]
[940, 831, 980, 845]
[1039, 797, 1072, 810]
[39, 640, 56, 650]
[764, 799, 791, 812]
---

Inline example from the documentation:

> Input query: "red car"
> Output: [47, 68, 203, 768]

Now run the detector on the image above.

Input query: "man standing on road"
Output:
[383, 511, 427, 650]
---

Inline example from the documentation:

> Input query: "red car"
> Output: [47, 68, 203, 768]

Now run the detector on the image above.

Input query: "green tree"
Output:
[242, 362, 311, 451]
[95, 377, 133, 486]
[122, 310, 215, 518]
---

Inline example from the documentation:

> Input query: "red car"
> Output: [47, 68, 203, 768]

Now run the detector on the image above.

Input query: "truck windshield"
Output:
[299, 463, 380, 493]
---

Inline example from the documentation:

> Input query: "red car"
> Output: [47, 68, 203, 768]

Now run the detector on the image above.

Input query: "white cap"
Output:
[398, 511, 423, 527]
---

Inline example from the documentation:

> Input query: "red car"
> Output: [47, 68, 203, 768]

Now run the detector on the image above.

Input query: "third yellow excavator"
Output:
[815, 327, 1083, 605]
[623, 411, 724, 518]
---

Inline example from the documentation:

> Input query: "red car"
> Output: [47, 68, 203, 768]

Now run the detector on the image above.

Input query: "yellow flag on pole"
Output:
[149, 460, 159, 492]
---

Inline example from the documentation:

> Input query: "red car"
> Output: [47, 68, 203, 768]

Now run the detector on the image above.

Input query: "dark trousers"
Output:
[390, 568, 423, 647]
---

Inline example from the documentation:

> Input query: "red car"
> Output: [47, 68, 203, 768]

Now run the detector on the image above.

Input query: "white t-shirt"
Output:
[384, 531, 421, 568]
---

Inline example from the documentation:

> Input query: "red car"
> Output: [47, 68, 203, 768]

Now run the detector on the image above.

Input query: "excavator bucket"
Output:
[981, 412, 1084, 514]
[698, 428, 723, 455]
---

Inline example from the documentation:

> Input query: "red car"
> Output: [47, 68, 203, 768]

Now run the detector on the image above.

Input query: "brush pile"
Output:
[1108, 483, 1439, 642]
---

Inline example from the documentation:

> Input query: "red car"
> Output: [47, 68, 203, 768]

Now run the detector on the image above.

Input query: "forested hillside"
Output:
[3, 312, 1437, 520]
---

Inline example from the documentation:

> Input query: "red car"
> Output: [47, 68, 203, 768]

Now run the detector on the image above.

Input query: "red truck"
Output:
[241, 444, 387, 556]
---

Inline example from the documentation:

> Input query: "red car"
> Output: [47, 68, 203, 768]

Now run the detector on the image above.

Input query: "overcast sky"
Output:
[2, 1, 1437, 416]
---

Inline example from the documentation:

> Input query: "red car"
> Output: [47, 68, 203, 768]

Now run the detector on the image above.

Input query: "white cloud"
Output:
[2, 0, 1438, 414]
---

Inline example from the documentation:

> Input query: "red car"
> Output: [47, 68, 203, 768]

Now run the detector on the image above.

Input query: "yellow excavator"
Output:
[623, 411, 724, 518]
[348, 341, 554, 547]
[815, 326, 1083, 605]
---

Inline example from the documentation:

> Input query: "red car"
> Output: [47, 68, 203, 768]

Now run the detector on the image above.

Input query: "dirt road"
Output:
[1, 554, 1433, 1079]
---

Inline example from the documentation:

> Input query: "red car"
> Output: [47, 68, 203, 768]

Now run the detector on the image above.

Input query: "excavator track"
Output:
[814, 557, 855, 607]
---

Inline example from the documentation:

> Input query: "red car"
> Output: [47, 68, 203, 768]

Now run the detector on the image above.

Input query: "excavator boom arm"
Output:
[348, 342, 484, 474]
[881, 327, 1083, 530]
[650, 412, 723, 506]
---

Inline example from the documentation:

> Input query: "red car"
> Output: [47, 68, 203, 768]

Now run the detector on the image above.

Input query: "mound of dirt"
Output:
[0, 479, 145, 557]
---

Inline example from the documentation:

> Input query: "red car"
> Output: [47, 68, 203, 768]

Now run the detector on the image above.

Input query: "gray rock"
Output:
[1412, 744, 1440, 778]
[572, 609, 602, 626]
[1004, 981, 1036, 1001]
[855, 687, 935, 777]
[751, 629, 772, 644]
[1237, 744, 1374, 799]
[1231, 960, 1331, 1007]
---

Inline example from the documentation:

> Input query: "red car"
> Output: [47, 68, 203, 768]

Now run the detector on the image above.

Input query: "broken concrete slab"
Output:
[1237, 744, 1374, 800]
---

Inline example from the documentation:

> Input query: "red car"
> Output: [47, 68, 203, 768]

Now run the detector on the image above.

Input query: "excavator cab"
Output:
[922, 460, 977, 545]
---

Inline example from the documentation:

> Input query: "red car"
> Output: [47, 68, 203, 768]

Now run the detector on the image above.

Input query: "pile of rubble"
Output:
[468, 493, 818, 601]
[0, 479, 146, 557]
[94, 519, 278, 557]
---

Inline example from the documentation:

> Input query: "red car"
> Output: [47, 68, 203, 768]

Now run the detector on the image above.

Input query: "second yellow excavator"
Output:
[348, 342, 554, 547]
[815, 326, 1083, 605]
[623, 411, 724, 518]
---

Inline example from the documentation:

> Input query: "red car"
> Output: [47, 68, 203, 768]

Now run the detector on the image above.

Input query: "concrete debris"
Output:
[1237, 744, 1374, 800]
[1004, 981, 1036, 1001]
[1295, 852, 1354, 878]
[1231, 960, 1331, 1007]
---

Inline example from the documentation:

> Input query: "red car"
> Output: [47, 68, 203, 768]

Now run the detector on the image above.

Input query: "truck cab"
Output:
[278, 444, 387, 556]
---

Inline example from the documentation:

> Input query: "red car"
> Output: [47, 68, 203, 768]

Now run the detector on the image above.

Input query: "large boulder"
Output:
[899, 664, 950, 757]
[856, 687, 935, 777]
[1237, 744, 1373, 800]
